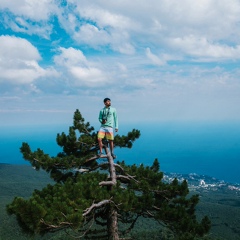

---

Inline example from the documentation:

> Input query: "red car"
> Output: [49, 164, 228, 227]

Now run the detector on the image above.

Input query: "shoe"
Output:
[111, 153, 116, 159]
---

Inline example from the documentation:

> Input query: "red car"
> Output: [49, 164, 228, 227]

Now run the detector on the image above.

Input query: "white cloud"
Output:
[73, 24, 111, 47]
[169, 35, 240, 60]
[54, 0, 240, 58]
[70, 66, 105, 86]
[5, 16, 53, 39]
[0, 0, 57, 38]
[146, 48, 166, 66]
[53, 47, 108, 87]
[2, 0, 240, 58]
[1, 0, 240, 123]
[56, 2, 137, 54]
[0, 0, 56, 21]
[0, 35, 57, 84]
[54, 47, 87, 66]
[76, 4, 138, 31]
[72, 23, 135, 54]
[0, 35, 40, 60]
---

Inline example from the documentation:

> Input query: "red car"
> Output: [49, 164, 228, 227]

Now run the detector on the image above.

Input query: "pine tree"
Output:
[7, 109, 211, 239]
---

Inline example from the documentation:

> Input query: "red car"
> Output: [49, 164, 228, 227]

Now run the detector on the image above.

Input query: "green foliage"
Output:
[114, 129, 141, 148]
[7, 109, 211, 239]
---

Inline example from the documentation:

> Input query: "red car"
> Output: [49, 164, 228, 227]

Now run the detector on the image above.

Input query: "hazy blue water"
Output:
[116, 121, 240, 184]
[1, 121, 240, 184]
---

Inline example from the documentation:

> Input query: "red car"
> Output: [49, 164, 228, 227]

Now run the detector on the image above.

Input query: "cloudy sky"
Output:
[1, 0, 240, 127]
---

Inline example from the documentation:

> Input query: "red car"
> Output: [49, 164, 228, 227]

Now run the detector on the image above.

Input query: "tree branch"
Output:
[122, 215, 139, 235]
[117, 174, 139, 183]
[84, 153, 108, 164]
[40, 218, 72, 231]
[65, 216, 95, 239]
[83, 199, 112, 217]
[113, 163, 125, 172]
[99, 180, 116, 186]
[34, 157, 77, 170]
[114, 164, 139, 183]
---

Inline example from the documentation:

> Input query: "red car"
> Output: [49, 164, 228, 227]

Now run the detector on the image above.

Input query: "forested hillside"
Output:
[1, 164, 239, 239]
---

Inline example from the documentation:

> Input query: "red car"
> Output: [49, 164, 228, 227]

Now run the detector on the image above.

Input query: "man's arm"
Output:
[98, 110, 103, 124]
[114, 108, 118, 131]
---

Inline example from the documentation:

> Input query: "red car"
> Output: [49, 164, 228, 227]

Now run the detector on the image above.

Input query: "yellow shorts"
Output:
[98, 127, 114, 140]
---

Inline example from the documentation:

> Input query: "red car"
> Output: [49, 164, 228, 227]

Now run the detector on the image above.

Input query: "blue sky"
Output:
[1, 0, 240, 127]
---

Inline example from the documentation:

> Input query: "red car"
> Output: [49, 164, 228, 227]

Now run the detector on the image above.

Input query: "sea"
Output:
[1, 121, 240, 184]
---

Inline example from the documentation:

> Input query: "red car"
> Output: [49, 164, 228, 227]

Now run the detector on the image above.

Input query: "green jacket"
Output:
[99, 107, 118, 129]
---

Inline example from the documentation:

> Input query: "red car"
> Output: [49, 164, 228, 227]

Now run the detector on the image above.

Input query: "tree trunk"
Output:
[107, 205, 119, 240]
[106, 146, 119, 240]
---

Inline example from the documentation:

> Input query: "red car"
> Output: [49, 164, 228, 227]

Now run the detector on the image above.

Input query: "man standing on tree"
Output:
[97, 98, 118, 159]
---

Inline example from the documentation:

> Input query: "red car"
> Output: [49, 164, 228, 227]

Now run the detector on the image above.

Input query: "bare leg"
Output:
[109, 140, 114, 153]
[109, 140, 116, 159]
[98, 138, 103, 153]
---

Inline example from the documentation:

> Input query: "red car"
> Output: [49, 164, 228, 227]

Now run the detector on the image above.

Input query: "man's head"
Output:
[104, 98, 110, 103]
[103, 97, 111, 107]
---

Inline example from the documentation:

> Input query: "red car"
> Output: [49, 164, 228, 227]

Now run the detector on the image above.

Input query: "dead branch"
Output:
[114, 164, 139, 183]
[75, 168, 89, 173]
[34, 158, 78, 170]
[146, 210, 154, 217]
[115, 174, 139, 185]
[40, 218, 72, 230]
[113, 163, 125, 172]
[99, 180, 116, 186]
[84, 155, 100, 163]
[153, 205, 161, 210]
[116, 175, 132, 182]
[33, 158, 44, 164]
[83, 199, 112, 217]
